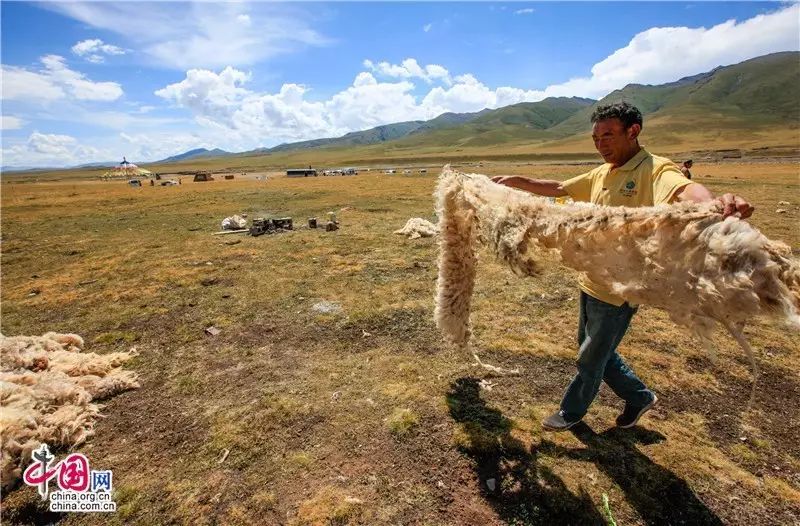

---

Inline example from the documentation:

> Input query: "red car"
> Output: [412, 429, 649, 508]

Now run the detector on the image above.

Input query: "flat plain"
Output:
[1, 159, 799, 525]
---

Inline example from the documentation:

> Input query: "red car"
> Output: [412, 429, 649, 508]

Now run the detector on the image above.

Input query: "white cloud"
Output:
[1, 55, 123, 102]
[423, 75, 544, 116]
[152, 0, 800, 153]
[423, 23, 432, 32]
[117, 131, 218, 162]
[155, 67, 251, 128]
[27, 132, 77, 156]
[71, 39, 125, 63]
[40, 55, 123, 101]
[515, 8, 535, 15]
[2, 116, 24, 130]
[47, 3, 329, 70]
[154, 64, 542, 146]
[8, 5, 799, 168]
[2, 132, 104, 167]
[538, 4, 800, 99]
[353, 72, 377, 87]
[365, 58, 452, 85]
[1, 65, 65, 101]
[323, 77, 423, 132]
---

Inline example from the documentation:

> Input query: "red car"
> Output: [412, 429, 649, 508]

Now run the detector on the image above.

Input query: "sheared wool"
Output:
[0, 332, 139, 490]
[394, 218, 440, 239]
[434, 166, 800, 390]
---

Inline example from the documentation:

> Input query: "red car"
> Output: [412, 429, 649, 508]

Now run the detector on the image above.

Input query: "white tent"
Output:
[102, 157, 153, 179]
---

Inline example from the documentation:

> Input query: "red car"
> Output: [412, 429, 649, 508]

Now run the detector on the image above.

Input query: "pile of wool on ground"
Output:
[394, 217, 440, 239]
[0, 332, 140, 489]
[434, 166, 800, 388]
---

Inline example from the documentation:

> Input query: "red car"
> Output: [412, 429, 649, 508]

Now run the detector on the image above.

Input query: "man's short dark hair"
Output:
[590, 102, 643, 129]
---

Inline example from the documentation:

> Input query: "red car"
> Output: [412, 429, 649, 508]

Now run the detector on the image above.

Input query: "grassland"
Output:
[2, 159, 799, 525]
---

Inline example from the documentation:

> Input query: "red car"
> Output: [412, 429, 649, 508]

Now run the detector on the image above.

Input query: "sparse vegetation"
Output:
[386, 408, 420, 438]
[1, 160, 798, 525]
[603, 493, 618, 526]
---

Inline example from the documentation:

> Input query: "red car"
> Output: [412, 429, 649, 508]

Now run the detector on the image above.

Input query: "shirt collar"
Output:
[614, 148, 650, 172]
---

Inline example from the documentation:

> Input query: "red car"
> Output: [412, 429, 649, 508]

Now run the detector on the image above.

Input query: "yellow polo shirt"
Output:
[561, 148, 692, 306]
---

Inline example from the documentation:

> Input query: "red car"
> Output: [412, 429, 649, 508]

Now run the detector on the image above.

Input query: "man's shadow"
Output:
[447, 377, 604, 524]
[447, 378, 723, 525]
[541, 422, 724, 526]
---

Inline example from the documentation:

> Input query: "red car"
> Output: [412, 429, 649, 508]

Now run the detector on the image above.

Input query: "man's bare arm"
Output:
[673, 182, 754, 219]
[491, 176, 568, 197]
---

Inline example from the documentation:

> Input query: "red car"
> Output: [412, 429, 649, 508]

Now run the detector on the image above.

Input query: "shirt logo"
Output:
[620, 180, 638, 197]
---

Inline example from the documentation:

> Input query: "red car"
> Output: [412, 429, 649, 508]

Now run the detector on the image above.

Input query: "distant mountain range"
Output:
[157, 51, 798, 163]
[156, 148, 231, 163]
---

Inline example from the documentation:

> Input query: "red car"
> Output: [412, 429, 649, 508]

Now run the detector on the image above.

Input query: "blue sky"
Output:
[1, 1, 798, 167]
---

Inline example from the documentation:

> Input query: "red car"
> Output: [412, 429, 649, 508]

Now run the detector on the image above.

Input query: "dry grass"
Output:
[1, 160, 798, 525]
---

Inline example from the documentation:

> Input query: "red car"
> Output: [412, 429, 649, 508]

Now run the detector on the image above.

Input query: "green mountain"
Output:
[255, 98, 591, 153]
[349, 51, 798, 157]
[158, 148, 232, 163]
[262, 109, 494, 153]
[166, 52, 800, 167]
[264, 121, 430, 152]
[550, 51, 800, 138]
[388, 97, 596, 149]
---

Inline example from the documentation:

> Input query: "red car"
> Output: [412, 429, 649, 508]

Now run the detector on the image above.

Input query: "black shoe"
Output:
[616, 394, 658, 429]
[542, 410, 581, 432]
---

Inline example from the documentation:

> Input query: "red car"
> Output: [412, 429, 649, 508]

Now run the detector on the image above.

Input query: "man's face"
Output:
[591, 118, 640, 166]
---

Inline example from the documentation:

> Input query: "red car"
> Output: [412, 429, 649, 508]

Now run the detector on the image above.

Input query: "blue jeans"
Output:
[560, 292, 653, 422]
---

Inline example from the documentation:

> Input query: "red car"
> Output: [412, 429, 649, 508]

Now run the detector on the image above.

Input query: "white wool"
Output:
[0, 333, 139, 490]
[435, 166, 800, 392]
[221, 215, 247, 230]
[394, 218, 440, 239]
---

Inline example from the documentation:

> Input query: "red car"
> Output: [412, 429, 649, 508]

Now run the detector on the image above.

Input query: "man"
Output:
[681, 160, 693, 180]
[492, 102, 753, 431]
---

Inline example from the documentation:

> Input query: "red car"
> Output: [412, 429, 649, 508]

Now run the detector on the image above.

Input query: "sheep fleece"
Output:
[434, 166, 800, 348]
[0, 332, 139, 489]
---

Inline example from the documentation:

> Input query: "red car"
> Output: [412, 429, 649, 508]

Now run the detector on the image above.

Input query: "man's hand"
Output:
[674, 183, 754, 219]
[490, 176, 568, 197]
[717, 192, 754, 219]
[491, 175, 519, 187]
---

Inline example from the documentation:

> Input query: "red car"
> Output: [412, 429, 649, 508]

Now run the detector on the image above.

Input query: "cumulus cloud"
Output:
[155, 64, 545, 145]
[46, 3, 329, 70]
[2, 132, 104, 167]
[71, 39, 125, 63]
[423, 74, 544, 116]
[154, 67, 251, 128]
[364, 58, 452, 85]
[1, 55, 123, 102]
[155, 67, 429, 142]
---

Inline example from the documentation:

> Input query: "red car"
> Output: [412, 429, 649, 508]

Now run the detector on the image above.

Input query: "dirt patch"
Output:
[662, 359, 800, 521]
